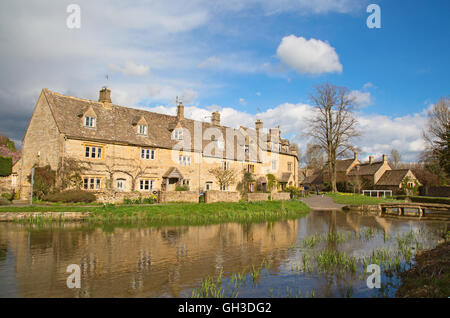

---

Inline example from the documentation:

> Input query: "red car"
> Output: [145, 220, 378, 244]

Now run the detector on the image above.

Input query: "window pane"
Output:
[151, 150, 155, 160]
[96, 179, 101, 189]
[146, 149, 150, 159]
[85, 147, 90, 158]
[85, 117, 90, 126]
[141, 149, 145, 159]
[83, 178, 88, 189]
[90, 178, 94, 189]
[97, 147, 102, 158]
[91, 117, 95, 127]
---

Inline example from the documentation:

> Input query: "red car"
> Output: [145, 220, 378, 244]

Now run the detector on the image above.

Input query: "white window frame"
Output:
[173, 129, 183, 140]
[116, 179, 125, 191]
[179, 155, 191, 166]
[222, 161, 229, 170]
[85, 116, 96, 128]
[138, 125, 148, 136]
[83, 177, 102, 190]
[205, 182, 212, 191]
[85, 146, 103, 159]
[141, 149, 155, 160]
[139, 179, 154, 191]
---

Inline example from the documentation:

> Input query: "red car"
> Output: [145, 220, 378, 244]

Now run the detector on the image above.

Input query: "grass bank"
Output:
[326, 192, 398, 205]
[396, 241, 449, 298]
[0, 200, 311, 226]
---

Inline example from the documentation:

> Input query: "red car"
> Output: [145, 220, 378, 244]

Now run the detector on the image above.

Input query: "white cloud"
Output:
[109, 61, 150, 76]
[239, 98, 247, 106]
[144, 101, 427, 162]
[276, 35, 343, 74]
[256, 92, 262, 96]
[348, 90, 372, 108]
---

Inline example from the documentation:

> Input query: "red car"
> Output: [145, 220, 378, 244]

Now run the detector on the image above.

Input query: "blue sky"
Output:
[0, 0, 448, 161]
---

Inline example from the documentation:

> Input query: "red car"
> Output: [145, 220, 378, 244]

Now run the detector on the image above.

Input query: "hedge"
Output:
[0, 156, 12, 177]
[394, 195, 450, 205]
[42, 190, 96, 203]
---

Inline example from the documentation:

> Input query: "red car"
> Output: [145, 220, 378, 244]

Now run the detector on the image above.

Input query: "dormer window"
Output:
[138, 124, 148, 136]
[85, 116, 96, 128]
[173, 129, 183, 140]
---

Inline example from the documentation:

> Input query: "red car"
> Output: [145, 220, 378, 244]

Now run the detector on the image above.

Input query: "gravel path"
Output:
[300, 195, 345, 211]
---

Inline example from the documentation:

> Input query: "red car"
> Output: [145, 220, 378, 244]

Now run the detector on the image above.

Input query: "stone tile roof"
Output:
[43, 89, 297, 160]
[335, 159, 356, 172]
[348, 161, 387, 176]
[376, 169, 411, 186]
[302, 171, 323, 185]
[279, 172, 292, 183]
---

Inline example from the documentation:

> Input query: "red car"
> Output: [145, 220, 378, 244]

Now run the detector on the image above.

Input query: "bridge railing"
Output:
[362, 190, 392, 198]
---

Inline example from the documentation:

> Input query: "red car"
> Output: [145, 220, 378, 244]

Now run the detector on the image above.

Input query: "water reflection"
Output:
[0, 211, 447, 298]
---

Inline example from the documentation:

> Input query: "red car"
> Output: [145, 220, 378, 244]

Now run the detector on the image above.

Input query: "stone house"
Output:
[14, 88, 298, 200]
[373, 169, 421, 194]
[309, 153, 420, 194]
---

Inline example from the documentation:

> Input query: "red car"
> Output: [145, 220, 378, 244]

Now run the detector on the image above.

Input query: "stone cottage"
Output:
[14, 87, 298, 201]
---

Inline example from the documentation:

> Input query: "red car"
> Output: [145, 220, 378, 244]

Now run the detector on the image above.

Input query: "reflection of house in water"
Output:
[0, 221, 298, 297]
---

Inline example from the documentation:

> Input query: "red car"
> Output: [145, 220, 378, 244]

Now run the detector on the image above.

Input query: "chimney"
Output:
[354, 152, 358, 160]
[177, 102, 184, 120]
[99, 87, 111, 103]
[211, 111, 220, 126]
[255, 119, 263, 130]
[382, 154, 388, 162]
[368, 156, 374, 164]
[269, 127, 280, 141]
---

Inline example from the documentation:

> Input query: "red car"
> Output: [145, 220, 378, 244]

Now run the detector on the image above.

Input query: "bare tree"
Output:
[421, 97, 450, 183]
[307, 83, 360, 192]
[302, 143, 325, 170]
[208, 167, 238, 190]
[389, 149, 402, 169]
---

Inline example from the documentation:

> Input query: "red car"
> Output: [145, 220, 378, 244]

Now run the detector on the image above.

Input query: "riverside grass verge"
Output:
[0, 200, 311, 226]
[326, 192, 398, 205]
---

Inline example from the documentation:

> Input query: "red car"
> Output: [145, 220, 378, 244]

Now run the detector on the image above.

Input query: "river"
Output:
[0, 210, 447, 298]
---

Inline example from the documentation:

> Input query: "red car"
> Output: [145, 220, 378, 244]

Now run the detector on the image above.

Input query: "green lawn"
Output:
[326, 192, 399, 205]
[0, 200, 311, 226]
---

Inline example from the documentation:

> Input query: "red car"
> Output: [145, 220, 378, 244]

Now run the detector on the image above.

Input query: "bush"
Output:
[0, 156, 12, 177]
[0, 197, 10, 205]
[175, 185, 189, 191]
[28, 165, 56, 199]
[123, 198, 133, 204]
[1, 193, 13, 201]
[43, 190, 96, 203]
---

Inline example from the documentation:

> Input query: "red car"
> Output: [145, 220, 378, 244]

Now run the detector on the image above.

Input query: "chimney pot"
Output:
[255, 119, 263, 130]
[368, 156, 374, 164]
[382, 154, 388, 162]
[177, 102, 184, 120]
[99, 87, 112, 103]
[211, 111, 220, 126]
[354, 152, 358, 160]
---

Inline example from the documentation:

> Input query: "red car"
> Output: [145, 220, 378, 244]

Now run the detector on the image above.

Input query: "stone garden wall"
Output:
[245, 193, 269, 202]
[158, 191, 199, 203]
[204, 190, 240, 203]
[272, 192, 291, 200]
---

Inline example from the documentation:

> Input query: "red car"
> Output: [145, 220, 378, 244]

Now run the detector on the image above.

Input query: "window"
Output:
[85, 146, 103, 159]
[116, 179, 125, 191]
[84, 116, 96, 128]
[83, 177, 102, 190]
[182, 179, 190, 186]
[272, 160, 277, 171]
[139, 179, 154, 191]
[11, 174, 17, 187]
[138, 124, 148, 136]
[288, 162, 292, 171]
[173, 129, 183, 140]
[220, 184, 228, 191]
[247, 164, 255, 173]
[178, 155, 191, 166]
[141, 149, 155, 160]
[244, 145, 249, 153]
[205, 182, 212, 190]
[222, 161, 229, 170]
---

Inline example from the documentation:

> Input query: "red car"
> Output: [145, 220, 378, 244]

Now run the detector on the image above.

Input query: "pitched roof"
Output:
[348, 161, 388, 176]
[302, 171, 323, 185]
[376, 169, 411, 186]
[335, 159, 356, 172]
[279, 172, 291, 183]
[42, 89, 297, 161]
[162, 167, 183, 179]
